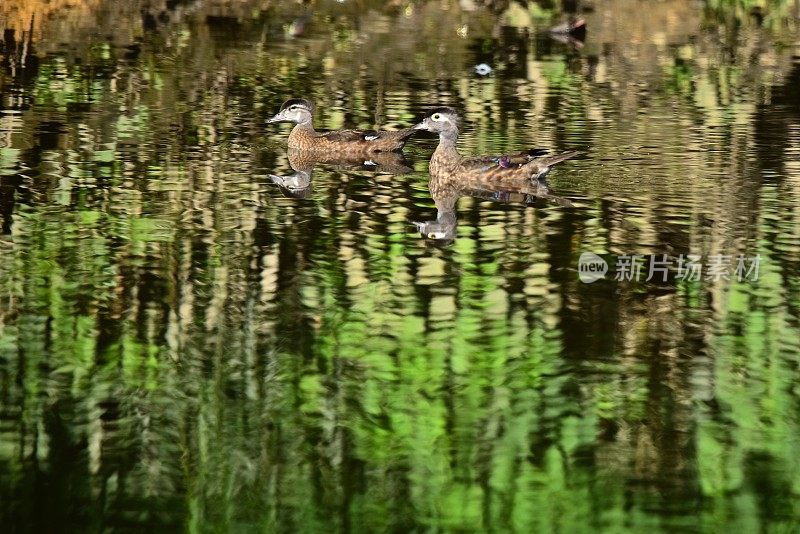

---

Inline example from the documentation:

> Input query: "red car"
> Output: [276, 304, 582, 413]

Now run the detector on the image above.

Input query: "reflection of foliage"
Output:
[664, 59, 694, 96]
[528, 0, 796, 36]
[1, 0, 800, 532]
[703, 0, 796, 28]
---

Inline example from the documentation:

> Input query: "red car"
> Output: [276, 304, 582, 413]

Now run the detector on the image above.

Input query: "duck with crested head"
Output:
[267, 98, 418, 154]
[413, 107, 577, 183]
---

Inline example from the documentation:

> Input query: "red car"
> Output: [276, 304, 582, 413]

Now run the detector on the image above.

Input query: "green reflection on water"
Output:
[1, 0, 800, 532]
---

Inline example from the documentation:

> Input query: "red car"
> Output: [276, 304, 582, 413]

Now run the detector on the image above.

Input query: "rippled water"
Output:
[2, 0, 800, 531]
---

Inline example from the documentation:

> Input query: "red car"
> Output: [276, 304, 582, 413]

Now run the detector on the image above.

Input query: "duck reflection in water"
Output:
[268, 148, 413, 199]
[415, 173, 574, 244]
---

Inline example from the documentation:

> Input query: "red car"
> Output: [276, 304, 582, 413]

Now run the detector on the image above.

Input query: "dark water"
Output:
[2, 0, 800, 531]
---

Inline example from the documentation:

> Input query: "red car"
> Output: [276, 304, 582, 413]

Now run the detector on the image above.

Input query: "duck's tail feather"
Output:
[393, 127, 419, 141]
[534, 150, 579, 167]
[376, 127, 418, 151]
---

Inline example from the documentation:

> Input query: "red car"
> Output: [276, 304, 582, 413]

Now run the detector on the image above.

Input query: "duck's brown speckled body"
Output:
[268, 98, 417, 154]
[286, 123, 417, 154]
[415, 107, 577, 183]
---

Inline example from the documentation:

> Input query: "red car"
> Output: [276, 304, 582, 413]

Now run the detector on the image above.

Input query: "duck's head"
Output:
[267, 98, 314, 125]
[413, 107, 461, 137]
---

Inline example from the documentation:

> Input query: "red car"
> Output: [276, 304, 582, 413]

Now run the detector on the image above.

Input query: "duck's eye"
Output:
[431, 113, 441, 121]
[289, 106, 297, 111]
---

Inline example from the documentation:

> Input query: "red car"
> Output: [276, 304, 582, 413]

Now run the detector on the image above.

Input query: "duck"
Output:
[413, 107, 577, 183]
[549, 17, 587, 40]
[267, 98, 418, 154]
[549, 17, 587, 48]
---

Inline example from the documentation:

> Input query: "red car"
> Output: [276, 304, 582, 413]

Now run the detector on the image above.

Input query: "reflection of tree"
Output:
[1, 0, 800, 531]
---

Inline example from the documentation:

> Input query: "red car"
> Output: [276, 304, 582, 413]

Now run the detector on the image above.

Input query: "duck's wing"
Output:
[323, 127, 416, 143]
[526, 151, 579, 169]
[470, 148, 549, 161]
[460, 150, 578, 180]
[319, 129, 375, 142]
[470, 148, 550, 166]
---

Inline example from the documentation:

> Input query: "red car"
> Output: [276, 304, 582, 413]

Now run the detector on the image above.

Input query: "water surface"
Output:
[1, 0, 800, 531]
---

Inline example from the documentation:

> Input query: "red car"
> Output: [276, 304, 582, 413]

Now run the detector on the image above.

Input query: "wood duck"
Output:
[550, 17, 587, 39]
[267, 98, 418, 154]
[413, 107, 577, 183]
[549, 17, 587, 48]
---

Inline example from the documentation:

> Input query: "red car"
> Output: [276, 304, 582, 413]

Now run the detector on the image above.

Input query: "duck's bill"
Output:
[266, 113, 284, 123]
[413, 122, 428, 130]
